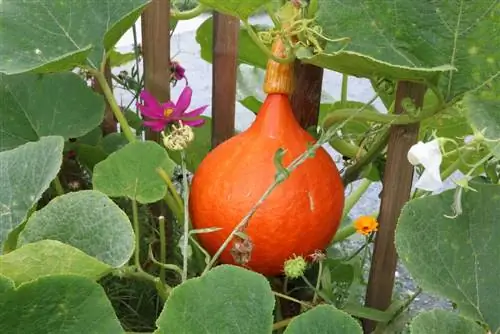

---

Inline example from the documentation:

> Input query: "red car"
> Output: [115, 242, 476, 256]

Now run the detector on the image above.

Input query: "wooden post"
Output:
[290, 62, 324, 129]
[92, 61, 117, 135]
[211, 12, 239, 149]
[141, 0, 171, 142]
[362, 81, 426, 333]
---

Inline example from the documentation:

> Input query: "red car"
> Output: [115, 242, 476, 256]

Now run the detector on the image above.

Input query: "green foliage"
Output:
[0, 136, 64, 252]
[196, 17, 268, 69]
[396, 182, 500, 332]
[409, 310, 486, 334]
[284, 304, 363, 334]
[0, 72, 105, 151]
[308, 0, 500, 102]
[93, 141, 177, 204]
[18, 190, 135, 267]
[155, 265, 275, 333]
[464, 93, 500, 159]
[198, 0, 273, 19]
[0, 275, 124, 333]
[0, 0, 151, 74]
[0, 240, 111, 285]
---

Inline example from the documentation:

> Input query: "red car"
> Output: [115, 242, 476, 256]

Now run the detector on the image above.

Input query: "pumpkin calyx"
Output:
[263, 38, 294, 95]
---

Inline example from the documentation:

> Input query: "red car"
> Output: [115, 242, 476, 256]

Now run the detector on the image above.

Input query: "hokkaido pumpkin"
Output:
[189, 39, 345, 276]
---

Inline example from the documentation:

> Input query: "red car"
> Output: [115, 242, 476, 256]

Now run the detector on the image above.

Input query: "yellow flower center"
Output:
[164, 108, 174, 117]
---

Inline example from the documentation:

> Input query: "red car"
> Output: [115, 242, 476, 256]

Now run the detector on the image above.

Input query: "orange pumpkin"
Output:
[189, 39, 344, 276]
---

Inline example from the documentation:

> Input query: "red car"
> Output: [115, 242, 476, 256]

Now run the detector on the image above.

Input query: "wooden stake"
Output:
[290, 62, 324, 129]
[141, 0, 171, 142]
[211, 12, 239, 149]
[363, 81, 426, 333]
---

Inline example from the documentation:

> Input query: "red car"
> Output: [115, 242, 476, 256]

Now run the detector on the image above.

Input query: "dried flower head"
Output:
[161, 122, 195, 151]
[283, 255, 307, 279]
[310, 250, 326, 263]
[354, 216, 379, 236]
[230, 237, 253, 265]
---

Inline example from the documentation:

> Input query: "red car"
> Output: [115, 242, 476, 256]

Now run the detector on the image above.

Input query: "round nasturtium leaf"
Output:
[18, 190, 135, 268]
[155, 265, 275, 334]
[410, 310, 486, 334]
[284, 304, 363, 334]
[0, 72, 105, 152]
[0, 275, 124, 334]
[0, 240, 111, 286]
[0, 136, 64, 253]
[93, 141, 177, 204]
[396, 182, 500, 333]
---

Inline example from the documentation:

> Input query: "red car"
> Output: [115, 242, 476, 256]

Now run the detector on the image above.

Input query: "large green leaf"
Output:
[0, 275, 14, 294]
[155, 265, 275, 334]
[93, 141, 176, 204]
[464, 93, 500, 160]
[410, 310, 486, 334]
[284, 304, 362, 334]
[0, 240, 111, 286]
[305, 0, 500, 101]
[0, 275, 124, 333]
[18, 190, 134, 267]
[196, 16, 268, 69]
[0, 136, 64, 252]
[168, 116, 212, 172]
[395, 182, 500, 332]
[0, 0, 151, 74]
[0, 72, 105, 151]
[198, 0, 272, 19]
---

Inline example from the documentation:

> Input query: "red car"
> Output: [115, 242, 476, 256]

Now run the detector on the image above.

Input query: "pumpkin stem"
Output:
[263, 38, 294, 95]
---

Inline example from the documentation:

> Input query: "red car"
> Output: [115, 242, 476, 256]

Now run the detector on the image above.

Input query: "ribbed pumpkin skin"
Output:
[189, 93, 345, 276]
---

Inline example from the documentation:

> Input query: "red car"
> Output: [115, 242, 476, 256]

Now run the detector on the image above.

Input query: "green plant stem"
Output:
[91, 69, 136, 143]
[329, 138, 365, 159]
[272, 318, 293, 331]
[115, 266, 170, 301]
[203, 95, 381, 274]
[158, 216, 167, 284]
[157, 167, 184, 211]
[312, 261, 323, 304]
[322, 107, 431, 129]
[164, 192, 184, 223]
[265, 3, 280, 27]
[332, 225, 356, 243]
[132, 198, 141, 269]
[52, 176, 64, 196]
[342, 178, 372, 220]
[341, 74, 348, 106]
[342, 129, 390, 185]
[243, 21, 295, 64]
[181, 151, 190, 282]
[273, 291, 312, 309]
[170, 4, 207, 20]
[148, 244, 183, 275]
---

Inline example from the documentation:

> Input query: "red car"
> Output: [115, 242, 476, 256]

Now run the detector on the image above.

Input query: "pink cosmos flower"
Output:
[137, 86, 207, 132]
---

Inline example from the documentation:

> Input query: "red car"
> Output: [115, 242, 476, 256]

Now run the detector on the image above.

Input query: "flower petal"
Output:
[182, 105, 208, 118]
[139, 90, 160, 108]
[137, 102, 164, 118]
[408, 139, 443, 192]
[175, 86, 193, 114]
[182, 118, 205, 127]
[143, 120, 167, 132]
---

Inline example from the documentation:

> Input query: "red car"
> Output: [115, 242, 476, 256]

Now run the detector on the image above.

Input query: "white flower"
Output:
[407, 139, 443, 191]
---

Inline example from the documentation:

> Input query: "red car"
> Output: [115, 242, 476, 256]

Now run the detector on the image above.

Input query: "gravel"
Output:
[114, 13, 453, 327]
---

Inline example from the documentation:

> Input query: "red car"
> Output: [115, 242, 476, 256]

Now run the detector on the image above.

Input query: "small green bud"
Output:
[283, 255, 307, 279]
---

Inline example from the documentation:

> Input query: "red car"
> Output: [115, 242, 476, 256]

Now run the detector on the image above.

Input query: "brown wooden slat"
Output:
[211, 12, 239, 149]
[362, 81, 426, 333]
[141, 0, 171, 142]
[290, 62, 324, 129]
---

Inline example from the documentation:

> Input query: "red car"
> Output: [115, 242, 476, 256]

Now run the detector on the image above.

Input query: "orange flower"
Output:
[354, 216, 379, 235]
